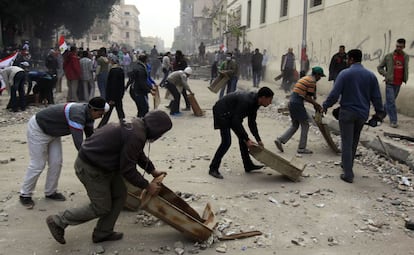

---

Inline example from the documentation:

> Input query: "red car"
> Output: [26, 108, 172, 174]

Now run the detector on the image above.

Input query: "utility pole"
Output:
[300, 0, 308, 77]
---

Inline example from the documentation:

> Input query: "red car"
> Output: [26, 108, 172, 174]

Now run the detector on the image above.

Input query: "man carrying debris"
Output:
[209, 87, 274, 179]
[46, 110, 172, 244]
[323, 49, 384, 183]
[19, 97, 109, 208]
[274, 67, 325, 154]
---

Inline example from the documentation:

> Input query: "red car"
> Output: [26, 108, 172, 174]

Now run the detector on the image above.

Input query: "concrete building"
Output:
[76, 0, 141, 50]
[225, 0, 414, 117]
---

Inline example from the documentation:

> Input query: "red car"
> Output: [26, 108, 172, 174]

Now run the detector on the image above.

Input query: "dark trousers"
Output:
[339, 109, 365, 180]
[165, 81, 180, 114]
[209, 128, 253, 171]
[160, 68, 169, 87]
[55, 157, 127, 239]
[9, 71, 26, 111]
[182, 89, 190, 108]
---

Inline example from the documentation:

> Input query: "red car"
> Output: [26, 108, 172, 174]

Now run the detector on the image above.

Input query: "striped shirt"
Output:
[292, 75, 316, 98]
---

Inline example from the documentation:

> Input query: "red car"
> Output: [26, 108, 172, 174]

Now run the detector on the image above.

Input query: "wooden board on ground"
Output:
[249, 146, 305, 182]
[313, 112, 341, 153]
[124, 175, 215, 242]
[208, 73, 229, 93]
[188, 93, 204, 116]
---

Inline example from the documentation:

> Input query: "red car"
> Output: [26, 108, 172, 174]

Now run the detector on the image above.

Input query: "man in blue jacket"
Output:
[323, 49, 384, 183]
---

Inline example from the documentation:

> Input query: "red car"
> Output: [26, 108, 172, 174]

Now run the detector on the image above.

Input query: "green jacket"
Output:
[377, 51, 409, 84]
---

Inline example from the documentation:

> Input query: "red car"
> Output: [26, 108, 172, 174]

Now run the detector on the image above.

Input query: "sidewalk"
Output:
[235, 78, 414, 170]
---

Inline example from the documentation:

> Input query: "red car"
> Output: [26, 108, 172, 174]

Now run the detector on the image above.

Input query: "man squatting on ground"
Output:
[19, 97, 109, 208]
[46, 110, 172, 244]
[209, 87, 274, 179]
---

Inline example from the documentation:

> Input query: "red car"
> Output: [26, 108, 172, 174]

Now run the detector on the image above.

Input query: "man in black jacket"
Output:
[46, 110, 172, 244]
[127, 54, 151, 117]
[209, 87, 274, 179]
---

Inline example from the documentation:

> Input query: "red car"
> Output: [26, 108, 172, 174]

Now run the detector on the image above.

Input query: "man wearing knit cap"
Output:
[274, 66, 324, 154]
[19, 97, 109, 209]
[46, 110, 172, 245]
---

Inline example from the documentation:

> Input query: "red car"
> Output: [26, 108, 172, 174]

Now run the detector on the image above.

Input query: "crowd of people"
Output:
[0, 37, 410, 245]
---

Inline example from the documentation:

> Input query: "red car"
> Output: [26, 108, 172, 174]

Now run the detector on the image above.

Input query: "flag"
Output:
[58, 35, 68, 54]
[0, 52, 18, 69]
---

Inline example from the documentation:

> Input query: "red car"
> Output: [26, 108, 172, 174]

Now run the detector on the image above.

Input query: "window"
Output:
[126, 32, 129, 38]
[247, 0, 251, 28]
[310, 0, 323, 7]
[124, 11, 130, 15]
[280, 0, 288, 17]
[92, 35, 97, 41]
[260, 0, 267, 24]
[126, 21, 129, 26]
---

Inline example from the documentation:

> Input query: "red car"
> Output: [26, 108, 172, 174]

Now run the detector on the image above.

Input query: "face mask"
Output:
[226, 57, 231, 61]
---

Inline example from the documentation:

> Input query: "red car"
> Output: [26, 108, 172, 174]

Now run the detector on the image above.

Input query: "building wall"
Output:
[120, 4, 141, 49]
[233, 0, 414, 116]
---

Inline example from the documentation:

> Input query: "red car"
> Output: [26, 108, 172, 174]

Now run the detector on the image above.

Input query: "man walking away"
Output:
[377, 38, 409, 128]
[323, 49, 384, 183]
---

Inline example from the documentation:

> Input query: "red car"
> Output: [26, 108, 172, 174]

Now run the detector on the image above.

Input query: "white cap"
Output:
[184, 67, 192, 75]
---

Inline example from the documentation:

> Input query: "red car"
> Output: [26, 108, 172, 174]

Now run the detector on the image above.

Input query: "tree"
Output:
[0, 0, 116, 46]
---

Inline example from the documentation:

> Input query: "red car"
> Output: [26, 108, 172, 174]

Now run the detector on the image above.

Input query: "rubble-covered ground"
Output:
[0, 78, 413, 255]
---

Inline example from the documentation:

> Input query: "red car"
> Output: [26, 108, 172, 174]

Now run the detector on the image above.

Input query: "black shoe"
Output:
[92, 231, 123, 243]
[45, 192, 66, 201]
[245, 164, 264, 173]
[46, 215, 66, 244]
[274, 139, 284, 152]
[340, 174, 353, 183]
[209, 170, 223, 179]
[405, 221, 414, 230]
[182, 107, 191, 111]
[19, 196, 35, 209]
[297, 148, 313, 154]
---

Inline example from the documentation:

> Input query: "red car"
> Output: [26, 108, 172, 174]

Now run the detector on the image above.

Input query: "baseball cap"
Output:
[312, 66, 326, 77]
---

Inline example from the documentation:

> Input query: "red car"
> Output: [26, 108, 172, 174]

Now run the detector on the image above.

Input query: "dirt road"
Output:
[0, 78, 413, 255]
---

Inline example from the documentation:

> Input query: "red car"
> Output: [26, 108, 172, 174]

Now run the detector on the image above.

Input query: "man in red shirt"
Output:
[377, 38, 409, 128]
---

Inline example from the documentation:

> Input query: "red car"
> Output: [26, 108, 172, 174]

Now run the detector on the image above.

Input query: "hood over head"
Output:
[143, 110, 172, 141]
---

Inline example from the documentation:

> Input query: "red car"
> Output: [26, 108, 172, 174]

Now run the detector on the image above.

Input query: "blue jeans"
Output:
[219, 77, 238, 99]
[338, 109, 365, 180]
[97, 72, 108, 99]
[384, 83, 401, 124]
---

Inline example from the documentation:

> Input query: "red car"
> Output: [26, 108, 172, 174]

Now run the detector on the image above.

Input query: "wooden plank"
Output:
[249, 146, 305, 182]
[208, 73, 229, 93]
[313, 112, 341, 153]
[188, 93, 204, 116]
[384, 132, 414, 142]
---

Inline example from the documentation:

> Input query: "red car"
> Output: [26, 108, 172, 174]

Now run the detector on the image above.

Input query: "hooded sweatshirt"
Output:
[78, 110, 172, 188]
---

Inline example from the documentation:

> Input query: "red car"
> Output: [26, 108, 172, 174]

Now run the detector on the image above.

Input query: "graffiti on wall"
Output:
[306, 30, 414, 65]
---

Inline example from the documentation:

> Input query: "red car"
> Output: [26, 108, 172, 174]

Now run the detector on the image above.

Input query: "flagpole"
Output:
[300, 0, 308, 76]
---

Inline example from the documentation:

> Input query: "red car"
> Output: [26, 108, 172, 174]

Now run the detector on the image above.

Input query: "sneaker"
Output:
[46, 215, 66, 244]
[209, 170, 224, 179]
[92, 231, 123, 243]
[274, 139, 284, 152]
[45, 192, 66, 201]
[19, 196, 35, 209]
[170, 112, 182, 116]
[297, 148, 313, 154]
[390, 122, 398, 128]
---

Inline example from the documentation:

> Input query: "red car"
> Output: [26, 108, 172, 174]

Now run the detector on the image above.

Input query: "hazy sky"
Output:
[125, 0, 180, 48]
